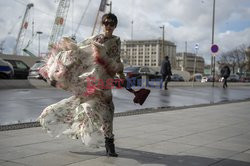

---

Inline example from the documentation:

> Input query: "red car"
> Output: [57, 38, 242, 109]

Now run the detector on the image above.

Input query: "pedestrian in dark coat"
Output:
[220, 65, 231, 88]
[160, 56, 172, 90]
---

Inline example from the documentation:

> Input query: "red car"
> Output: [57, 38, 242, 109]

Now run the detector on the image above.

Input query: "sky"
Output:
[0, 0, 250, 64]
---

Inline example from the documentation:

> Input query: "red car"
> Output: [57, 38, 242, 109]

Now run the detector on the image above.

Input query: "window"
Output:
[16, 61, 28, 69]
[4, 59, 28, 69]
[140, 67, 150, 73]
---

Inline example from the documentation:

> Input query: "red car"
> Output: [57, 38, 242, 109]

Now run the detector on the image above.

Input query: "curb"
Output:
[0, 79, 53, 89]
[1, 98, 249, 131]
[1, 79, 250, 90]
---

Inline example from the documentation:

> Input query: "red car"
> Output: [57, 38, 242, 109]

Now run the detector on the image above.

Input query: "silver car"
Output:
[28, 61, 46, 80]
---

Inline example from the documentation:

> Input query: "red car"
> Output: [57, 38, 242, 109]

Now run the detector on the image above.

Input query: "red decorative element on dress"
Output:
[93, 47, 114, 77]
[84, 77, 97, 96]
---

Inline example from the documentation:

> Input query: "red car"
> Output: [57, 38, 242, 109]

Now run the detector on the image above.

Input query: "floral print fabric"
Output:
[38, 35, 123, 147]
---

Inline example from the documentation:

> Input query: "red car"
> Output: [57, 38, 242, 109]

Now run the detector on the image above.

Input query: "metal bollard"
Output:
[141, 74, 149, 87]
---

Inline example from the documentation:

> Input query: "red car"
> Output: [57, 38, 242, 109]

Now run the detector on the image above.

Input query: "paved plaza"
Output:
[0, 101, 250, 166]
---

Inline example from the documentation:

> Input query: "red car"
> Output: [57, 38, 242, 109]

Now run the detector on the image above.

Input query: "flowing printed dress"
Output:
[38, 34, 123, 147]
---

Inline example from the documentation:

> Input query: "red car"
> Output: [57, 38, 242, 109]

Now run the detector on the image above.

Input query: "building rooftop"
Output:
[122, 39, 176, 46]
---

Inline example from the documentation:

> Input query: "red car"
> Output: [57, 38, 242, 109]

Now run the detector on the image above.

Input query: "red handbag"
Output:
[133, 88, 151, 105]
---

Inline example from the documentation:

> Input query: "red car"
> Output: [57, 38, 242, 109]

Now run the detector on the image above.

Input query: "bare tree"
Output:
[218, 50, 236, 73]
[246, 46, 250, 72]
[218, 44, 247, 74]
[236, 45, 247, 74]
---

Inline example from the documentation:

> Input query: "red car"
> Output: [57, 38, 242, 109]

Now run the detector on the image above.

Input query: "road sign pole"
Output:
[211, 44, 219, 87]
[212, 54, 216, 87]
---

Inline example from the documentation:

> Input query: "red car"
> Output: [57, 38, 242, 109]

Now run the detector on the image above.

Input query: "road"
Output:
[1, 86, 250, 125]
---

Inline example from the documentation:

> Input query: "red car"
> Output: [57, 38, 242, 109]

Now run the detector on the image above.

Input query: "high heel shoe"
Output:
[105, 137, 118, 157]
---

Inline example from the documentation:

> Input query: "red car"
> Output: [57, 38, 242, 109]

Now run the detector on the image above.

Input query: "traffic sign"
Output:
[211, 44, 219, 53]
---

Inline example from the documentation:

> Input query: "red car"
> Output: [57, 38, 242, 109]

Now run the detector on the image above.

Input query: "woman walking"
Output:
[38, 13, 123, 157]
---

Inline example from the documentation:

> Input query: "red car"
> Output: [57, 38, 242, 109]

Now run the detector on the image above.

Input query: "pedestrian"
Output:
[220, 65, 231, 88]
[38, 13, 124, 157]
[160, 56, 172, 90]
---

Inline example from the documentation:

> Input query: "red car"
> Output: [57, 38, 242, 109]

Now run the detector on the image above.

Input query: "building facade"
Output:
[176, 52, 205, 74]
[121, 40, 176, 68]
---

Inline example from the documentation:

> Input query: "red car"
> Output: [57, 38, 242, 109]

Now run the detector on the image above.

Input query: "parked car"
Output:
[171, 74, 184, 82]
[219, 74, 240, 82]
[189, 73, 203, 82]
[139, 67, 161, 79]
[3, 59, 30, 79]
[227, 74, 240, 82]
[124, 66, 159, 79]
[206, 75, 220, 82]
[239, 72, 250, 82]
[240, 76, 250, 82]
[201, 76, 208, 83]
[123, 66, 140, 79]
[121, 66, 160, 86]
[28, 60, 46, 80]
[0, 58, 14, 79]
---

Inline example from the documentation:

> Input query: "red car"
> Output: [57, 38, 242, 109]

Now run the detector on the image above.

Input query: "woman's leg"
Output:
[102, 101, 114, 139]
[102, 100, 118, 157]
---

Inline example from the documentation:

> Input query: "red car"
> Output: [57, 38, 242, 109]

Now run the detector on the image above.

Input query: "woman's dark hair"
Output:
[101, 13, 118, 26]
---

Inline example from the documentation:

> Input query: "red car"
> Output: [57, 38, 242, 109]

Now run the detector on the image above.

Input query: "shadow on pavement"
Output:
[70, 147, 250, 166]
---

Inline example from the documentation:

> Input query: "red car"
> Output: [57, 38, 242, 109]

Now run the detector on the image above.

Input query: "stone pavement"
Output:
[0, 101, 250, 166]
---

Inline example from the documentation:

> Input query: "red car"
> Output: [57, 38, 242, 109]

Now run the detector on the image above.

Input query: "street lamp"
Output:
[131, 20, 134, 40]
[37, 31, 43, 56]
[106, 1, 112, 13]
[211, 0, 216, 87]
[192, 43, 199, 87]
[160, 25, 165, 60]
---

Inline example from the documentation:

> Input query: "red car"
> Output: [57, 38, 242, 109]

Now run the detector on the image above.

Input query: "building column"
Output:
[136, 44, 139, 66]
[156, 43, 159, 67]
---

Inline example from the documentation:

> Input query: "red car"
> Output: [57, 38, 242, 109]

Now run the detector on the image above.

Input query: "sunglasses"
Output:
[103, 21, 116, 27]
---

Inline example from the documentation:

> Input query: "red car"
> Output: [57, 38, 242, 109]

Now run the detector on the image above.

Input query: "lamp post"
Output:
[131, 20, 134, 41]
[37, 31, 43, 56]
[106, 1, 112, 13]
[160, 25, 165, 60]
[192, 43, 199, 87]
